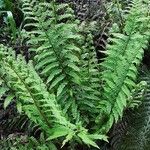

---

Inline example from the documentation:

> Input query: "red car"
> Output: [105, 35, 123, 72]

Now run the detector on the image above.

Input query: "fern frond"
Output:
[77, 23, 102, 124]
[0, 44, 107, 148]
[1, 44, 68, 128]
[98, 0, 150, 133]
[127, 81, 147, 109]
[111, 68, 150, 150]
[0, 44, 75, 140]
[22, 0, 83, 122]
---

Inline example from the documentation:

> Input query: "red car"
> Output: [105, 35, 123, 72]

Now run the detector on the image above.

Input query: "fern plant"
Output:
[107, 66, 150, 150]
[0, 0, 150, 149]
[97, 0, 150, 133]
[23, 0, 83, 123]
[0, 44, 108, 148]
[119, 68, 150, 150]
[22, 0, 103, 127]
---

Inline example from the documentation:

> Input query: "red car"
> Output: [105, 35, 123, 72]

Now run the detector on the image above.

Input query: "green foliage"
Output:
[119, 69, 150, 150]
[0, 0, 14, 11]
[0, 0, 150, 149]
[5, 11, 17, 40]
[127, 80, 147, 109]
[0, 44, 107, 148]
[22, 0, 102, 126]
[0, 0, 20, 43]
[78, 22, 102, 124]
[107, 67, 150, 150]
[22, 0, 81, 122]
[98, 0, 150, 133]
[118, 69, 150, 150]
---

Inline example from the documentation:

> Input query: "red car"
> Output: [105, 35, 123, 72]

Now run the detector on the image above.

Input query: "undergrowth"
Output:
[0, 0, 150, 149]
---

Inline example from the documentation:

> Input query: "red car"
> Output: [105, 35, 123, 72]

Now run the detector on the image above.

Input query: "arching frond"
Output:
[111, 68, 150, 150]
[22, 0, 83, 122]
[98, 0, 150, 133]
[0, 44, 108, 148]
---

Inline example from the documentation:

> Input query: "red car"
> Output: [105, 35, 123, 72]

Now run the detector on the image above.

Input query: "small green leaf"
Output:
[61, 131, 74, 148]
[88, 134, 108, 142]
[46, 69, 62, 84]
[17, 102, 22, 114]
[67, 62, 80, 72]
[41, 62, 59, 75]
[78, 132, 100, 149]
[47, 126, 69, 140]
[0, 87, 8, 97]
[4, 94, 14, 109]
[7, 11, 17, 41]
[57, 82, 67, 96]
[50, 74, 65, 89]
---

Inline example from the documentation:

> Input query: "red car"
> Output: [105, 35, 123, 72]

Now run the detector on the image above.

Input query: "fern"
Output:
[108, 67, 150, 150]
[0, 0, 150, 149]
[0, 45, 71, 131]
[98, 0, 150, 133]
[119, 69, 150, 150]
[0, 44, 108, 148]
[22, 0, 103, 127]
[105, 78, 148, 149]
[78, 23, 102, 125]
[0, 66, 15, 111]
[22, 0, 83, 122]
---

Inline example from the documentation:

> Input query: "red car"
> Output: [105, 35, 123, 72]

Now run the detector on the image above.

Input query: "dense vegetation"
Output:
[0, 0, 149, 149]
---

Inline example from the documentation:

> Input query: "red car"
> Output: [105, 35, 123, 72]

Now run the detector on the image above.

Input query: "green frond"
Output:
[22, 0, 82, 122]
[1, 45, 70, 129]
[98, 0, 150, 133]
[110, 68, 150, 150]
[1, 0, 150, 149]
[77, 24, 102, 124]
[127, 81, 147, 109]
[0, 44, 107, 149]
